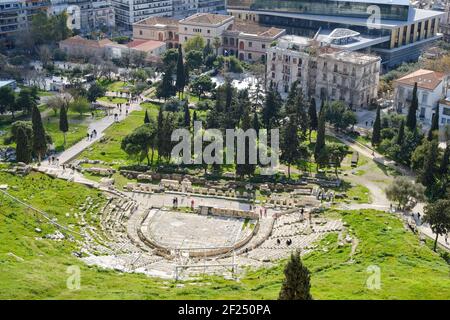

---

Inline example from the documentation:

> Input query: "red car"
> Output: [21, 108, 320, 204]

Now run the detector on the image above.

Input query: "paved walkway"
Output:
[334, 131, 449, 251]
[54, 102, 141, 164]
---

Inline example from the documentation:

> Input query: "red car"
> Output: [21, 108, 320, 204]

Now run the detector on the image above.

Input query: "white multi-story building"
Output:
[394, 69, 449, 125]
[267, 34, 381, 109]
[112, 0, 172, 30]
[178, 12, 233, 48]
[172, 0, 224, 18]
[0, 0, 50, 46]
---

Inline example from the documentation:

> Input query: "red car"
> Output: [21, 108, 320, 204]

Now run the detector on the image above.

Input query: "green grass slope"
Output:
[0, 172, 449, 299]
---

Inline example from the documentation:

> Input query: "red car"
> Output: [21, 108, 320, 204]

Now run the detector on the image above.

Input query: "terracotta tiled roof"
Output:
[394, 69, 446, 91]
[135, 16, 179, 27]
[60, 36, 113, 48]
[127, 40, 166, 52]
[181, 13, 232, 25]
[227, 22, 285, 38]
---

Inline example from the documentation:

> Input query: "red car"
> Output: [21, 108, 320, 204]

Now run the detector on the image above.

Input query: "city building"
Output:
[112, 0, 172, 30]
[172, 0, 225, 18]
[394, 69, 449, 125]
[0, 0, 50, 46]
[227, 0, 444, 69]
[133, 12, 284, 61]
[178, 12, 234, 48]
[223, 21, 285, 62]
[49, 0, 115, 34]
[267, 35, 381, 109]
[133, 16, 179, 48]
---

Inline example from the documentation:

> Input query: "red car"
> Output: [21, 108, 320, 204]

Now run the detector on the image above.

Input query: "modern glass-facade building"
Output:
[227, 0, 445, 68]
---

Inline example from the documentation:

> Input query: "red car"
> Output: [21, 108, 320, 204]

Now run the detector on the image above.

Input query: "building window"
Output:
[248, 53, 252, 60]
[249, 42, 252, 48]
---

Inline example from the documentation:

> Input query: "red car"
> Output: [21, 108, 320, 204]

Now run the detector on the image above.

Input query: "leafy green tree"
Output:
[162, 48, 178, 67]
[69, 97, 90, 116]
[423, 199, 450, 251]
[386, 176, 425, 210]
[324, 101, 356, 131]
[59, 105, 69, 145]
[279, 251, 312, 300]
[176, 45, 185, 98]
[87, 83, 106, 103]
[186, 50, 203, 70]
[262, 88, 282, 129]
[427, 104, 439, 141]
[15, 126, 32, 164]
[327, 143, 349, 177]
[16, 87, 38, 115]
[439, 144, 449, 176]
[11, 121, 33, 163]
[31, 105, 47, 162]
[236, 106, 256, 178]
[308, 98, 318, 142]
[406, 82, 418, 131]
[372, 105, 381, 146]
[0, 86, 16, 116]
[203, 42, 214, 60]
[121, 123, 156, 166]
[156, 66, 176, 101]
[212, 37, 221, 56]
[184, 35, 205, 53]
[191, 74, 214, 100]
[314, 112, 326, 165]
[420, 139, 439, 189]
[280, 116, 304, 178]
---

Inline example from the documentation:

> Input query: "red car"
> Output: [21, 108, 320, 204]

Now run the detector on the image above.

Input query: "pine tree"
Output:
[144, 109, 150, 124]
[279, 251, 312, 300]
[176, 45, 185, 98]
[427, 104, 439, 141]
[15, 127, 32, 164]
[31, 105, 47, 162]
[308, 97, 318, 142]
[406, 82, 418, 131]
[371, 105, 381, 146]
[396, 119, 405, 145]
[59, 105, 69, 145]
[183, 100, 191, 128]
[314, 112, 326, 162]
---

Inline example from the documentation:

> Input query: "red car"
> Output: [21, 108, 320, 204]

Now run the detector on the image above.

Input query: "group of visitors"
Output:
[276, 238, 293, 246]
[86, 129, 98, 141]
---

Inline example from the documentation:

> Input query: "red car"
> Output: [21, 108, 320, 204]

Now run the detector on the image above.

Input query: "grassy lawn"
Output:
[333, 181, 371, 204]
[0, 109, 90, 152]
[98, 97, 128, 104]
[0, 173, 448, 300]
[77, 103, 160, 166]
[100, 80, 132, 93]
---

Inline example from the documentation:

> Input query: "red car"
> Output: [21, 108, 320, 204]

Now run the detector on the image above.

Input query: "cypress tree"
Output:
[396, 119, 405, 145]
[427, 104, 440, 141]
[183, 100, 190, 128]
[156, 107, 164, 162]
[421, 140, 439, 188]
[31, 105, 47, 162]
[314, 111, 326, 162]
[59, 105, 69, 145]
[371, 105, 381, 146]
[406, 82, 418, 131]
[252, 112, 260, 135]
[192, 110, 198, 127]
[144, 109, 150, 124]
[439, 144, 449, 176]
[308, 97, 318, 142]
[15, 127, 32, 164]
[279, 251, 312, 300]
[176, 45, 185, 98]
